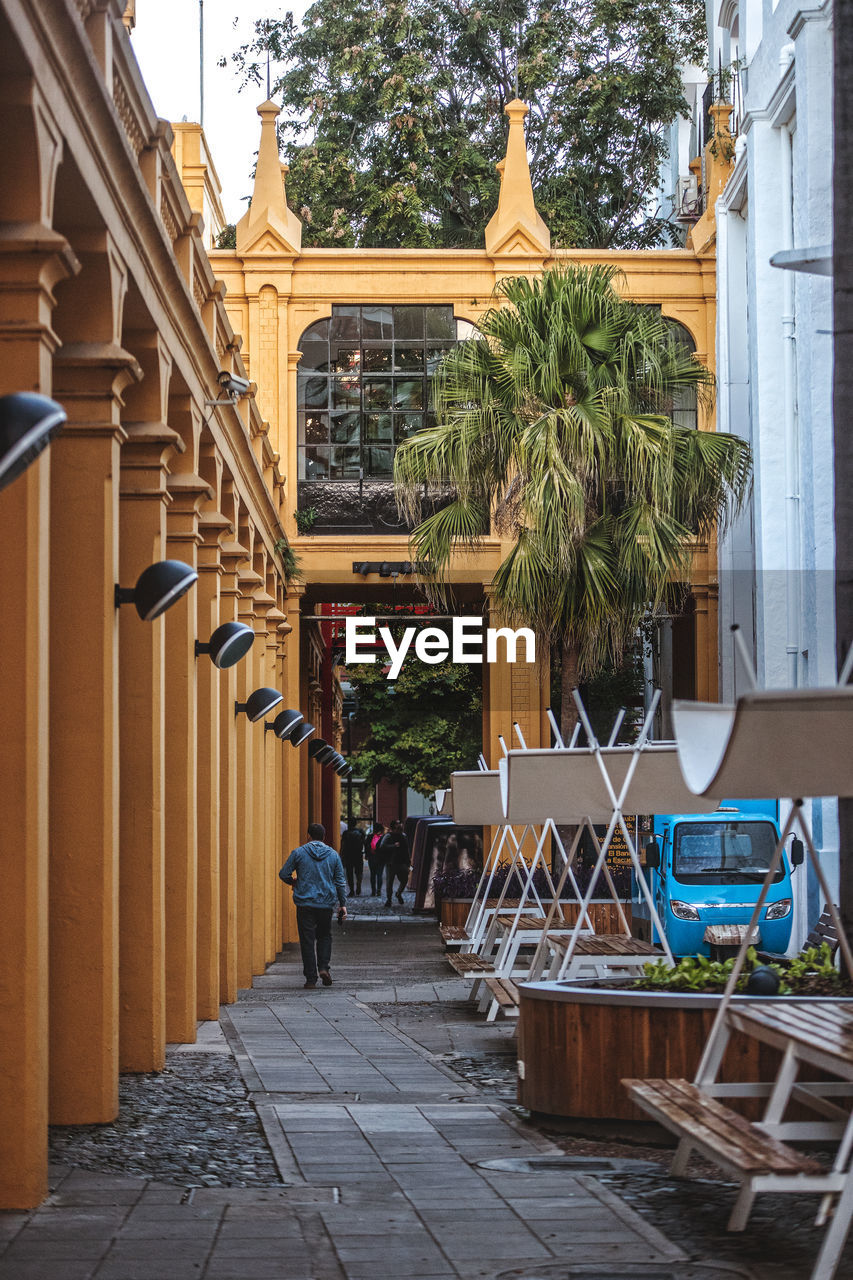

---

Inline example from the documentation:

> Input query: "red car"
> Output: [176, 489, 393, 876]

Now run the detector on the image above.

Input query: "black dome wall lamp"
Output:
[0, 393, 66, 492]
[115, 559, 198, 621]
[265, 709, 304, 740]
[335, 759, 350, 776]
[328, 752, 345, 770]
[195, 621, 255, 669]
[234, 687, 283, 722]
[308, 738, 329, 759]
[316, 745, 339, 765]
[290, 721, 315, 747]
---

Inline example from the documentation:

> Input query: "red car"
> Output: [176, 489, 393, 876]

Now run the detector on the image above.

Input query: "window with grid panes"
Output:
[297, 305, 477, 480]
[667, 321, 699, 432]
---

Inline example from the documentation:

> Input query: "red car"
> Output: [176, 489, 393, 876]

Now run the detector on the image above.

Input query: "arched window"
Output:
[666, 320, 699, 432]
[297, 306, 475, 481]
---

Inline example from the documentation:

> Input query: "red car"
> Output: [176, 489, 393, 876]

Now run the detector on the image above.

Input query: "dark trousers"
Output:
[295, 905, 333, 982]
[367, 853, 384, 895]
[343, 855, 363, 896]
[385, 863, 408, 902]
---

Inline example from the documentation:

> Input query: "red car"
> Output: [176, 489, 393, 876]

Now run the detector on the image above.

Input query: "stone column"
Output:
[250, 587, 276, 974]
[118, 334, 182, 1071]
[0, 78, 75, 1206]
[481, 590, 548, 857]
[693, 581, 719, 702]
[281, 587, 304, 944]
[265, 603, 287, 961]
[218, 531, 248, 1002]
[235, 559, 262, 988]
[48, 271, 142, 1120]
[195, 504, 230, 1019]
[163, 457, 211, 1043]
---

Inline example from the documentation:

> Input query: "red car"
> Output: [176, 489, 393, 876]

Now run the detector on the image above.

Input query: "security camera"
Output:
[217, 371, 251, 399]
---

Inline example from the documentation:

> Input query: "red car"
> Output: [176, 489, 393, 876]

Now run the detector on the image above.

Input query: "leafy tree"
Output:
[347, 623, 482, 795]
[224, 0, 705, 249]
[394, 264, 752, 737]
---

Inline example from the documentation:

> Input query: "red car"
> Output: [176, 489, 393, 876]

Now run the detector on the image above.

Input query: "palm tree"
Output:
[394, 263, 752, 738]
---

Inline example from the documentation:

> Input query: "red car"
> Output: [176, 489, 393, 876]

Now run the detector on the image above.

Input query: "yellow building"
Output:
[0, 0, 723, 1212]
[211, 95, 721, 849]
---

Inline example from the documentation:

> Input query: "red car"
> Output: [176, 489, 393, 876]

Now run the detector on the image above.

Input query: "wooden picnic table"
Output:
[725, 1000, 853, 1086]
[546, 931, 661, 980]
[625, 998, 853, 1280]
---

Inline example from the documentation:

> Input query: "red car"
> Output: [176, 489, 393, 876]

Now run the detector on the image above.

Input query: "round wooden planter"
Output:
[517, 982, 853, 1122]
[438, 898, 632, 930]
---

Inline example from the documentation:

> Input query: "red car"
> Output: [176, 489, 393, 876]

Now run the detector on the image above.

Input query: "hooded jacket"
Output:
[279, 840, 347, 909]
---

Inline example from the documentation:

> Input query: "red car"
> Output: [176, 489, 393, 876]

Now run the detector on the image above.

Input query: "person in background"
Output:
[367, 822, 385, 896]
[279, 823, 347, 988]
[380, 819, 411, 908]
[340, 821, 366, 896]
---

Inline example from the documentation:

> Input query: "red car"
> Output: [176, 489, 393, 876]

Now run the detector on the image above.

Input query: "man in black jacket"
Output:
[380, 820, 411, 907]
[340, 822, 366, 896]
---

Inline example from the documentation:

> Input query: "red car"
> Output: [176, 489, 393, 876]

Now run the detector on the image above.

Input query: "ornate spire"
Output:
[485, 100, 550, 260]
[235, 100, 302, 255]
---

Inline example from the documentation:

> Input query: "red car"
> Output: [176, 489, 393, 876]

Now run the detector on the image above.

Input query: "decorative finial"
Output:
[485, 100, 550, 260]
[235, 100, 302, 255]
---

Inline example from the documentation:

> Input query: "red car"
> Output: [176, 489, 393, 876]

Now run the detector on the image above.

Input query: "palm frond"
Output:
[393, 263, 753, 677]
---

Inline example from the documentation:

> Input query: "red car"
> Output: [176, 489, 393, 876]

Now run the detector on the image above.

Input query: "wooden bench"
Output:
[439, 924, 470, 947]
[447, 953, 495, 976]
[624, 1077, 827, 1230]
[704, 923, 760, 960]
[805, 908, 841, 959]
[759, 906, 841, 965]
[483, 976, 520, 1018]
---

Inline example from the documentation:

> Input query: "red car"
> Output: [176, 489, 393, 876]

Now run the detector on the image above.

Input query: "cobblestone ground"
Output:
[48, 1050, 282, 1189]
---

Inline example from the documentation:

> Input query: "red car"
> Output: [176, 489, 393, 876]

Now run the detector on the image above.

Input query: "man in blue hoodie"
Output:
[279, 823, 348, 988]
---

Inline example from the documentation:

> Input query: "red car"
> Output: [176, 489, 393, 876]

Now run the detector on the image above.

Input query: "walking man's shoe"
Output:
[319, 970, 332, 986]
[304, 980, 317, 989]
[384, 899, 392, 908]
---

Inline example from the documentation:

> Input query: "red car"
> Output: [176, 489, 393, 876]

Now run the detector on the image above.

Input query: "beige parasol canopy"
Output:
[434, 788, 452, 817]
[449, 770, 504, 825]
[500, 743, 721, 825]
[673, 687, 853, 799]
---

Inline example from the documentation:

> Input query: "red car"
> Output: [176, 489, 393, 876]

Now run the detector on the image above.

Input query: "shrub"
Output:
[431, 859, 631, 909]
[633, 943, 849, 996]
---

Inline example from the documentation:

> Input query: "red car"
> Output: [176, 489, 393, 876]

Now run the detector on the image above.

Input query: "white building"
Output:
[709, 0, 834, 941]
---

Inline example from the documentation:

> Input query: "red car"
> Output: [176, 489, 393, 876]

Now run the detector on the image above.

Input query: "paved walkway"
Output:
[1, 917, 753, 1280]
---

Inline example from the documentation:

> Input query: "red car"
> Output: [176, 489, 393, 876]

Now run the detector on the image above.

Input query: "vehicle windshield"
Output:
[672, 821, 783, 885]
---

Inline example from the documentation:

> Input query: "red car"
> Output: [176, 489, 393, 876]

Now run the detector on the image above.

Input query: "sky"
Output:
[131, 1, 311, 224]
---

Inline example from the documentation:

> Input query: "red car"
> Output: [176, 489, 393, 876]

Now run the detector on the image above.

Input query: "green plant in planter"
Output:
[634, 942, 847, 996]
[785, 943, 843, 988]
